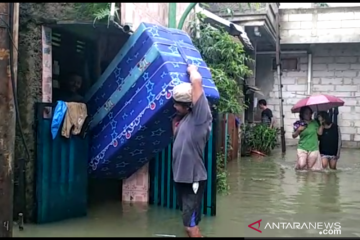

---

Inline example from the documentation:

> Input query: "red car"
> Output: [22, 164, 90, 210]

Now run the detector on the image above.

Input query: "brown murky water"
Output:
[14, 147, 360, 237]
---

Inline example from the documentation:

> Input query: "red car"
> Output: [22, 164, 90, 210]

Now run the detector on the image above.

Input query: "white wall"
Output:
[280, 7, 360, 44]
[280, 3, 312, 9]
[280, 3, 360, 9]
[120, 3, 192, 31]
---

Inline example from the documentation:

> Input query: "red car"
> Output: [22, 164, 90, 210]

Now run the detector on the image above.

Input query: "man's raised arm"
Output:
[188, 65, 203, 105]
[187, 65, 212, 125]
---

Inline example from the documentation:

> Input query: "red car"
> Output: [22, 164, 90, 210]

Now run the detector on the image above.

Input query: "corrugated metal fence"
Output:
[34, 103, 89, 223]
[148, 112, 221, 216]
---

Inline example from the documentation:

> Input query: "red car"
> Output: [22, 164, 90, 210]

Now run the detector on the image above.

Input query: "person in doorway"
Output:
[317, 111, 342, 170]
[258, 99, 274, 128]
[292, 106, 322, 170]
[60, 72, 85, 103]
[171, 65, 212, 238]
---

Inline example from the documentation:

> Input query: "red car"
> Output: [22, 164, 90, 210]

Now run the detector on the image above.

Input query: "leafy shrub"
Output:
[190, 13, 253, 114]
[241, 124, 279, 155]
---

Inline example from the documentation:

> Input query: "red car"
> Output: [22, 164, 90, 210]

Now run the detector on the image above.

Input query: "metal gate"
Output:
[35, 103, 89, 223]
[149, 113, 219, 216]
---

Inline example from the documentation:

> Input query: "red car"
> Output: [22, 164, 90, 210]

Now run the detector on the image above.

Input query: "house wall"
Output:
[256, 44, 360, 148]
[119, 3, 193, 203]
[18, 2, 194, 219]
[18, 3, 85, 221]
[121, 3, 193, 31]
[280, 7, 360, 44]
[280, 3, 360, 9]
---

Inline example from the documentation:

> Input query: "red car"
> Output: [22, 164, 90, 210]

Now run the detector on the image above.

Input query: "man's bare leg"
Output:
[178, 182, 206, 238]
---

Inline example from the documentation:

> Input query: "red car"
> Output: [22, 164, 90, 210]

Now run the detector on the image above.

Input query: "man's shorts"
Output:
[175, 181, 206, 227]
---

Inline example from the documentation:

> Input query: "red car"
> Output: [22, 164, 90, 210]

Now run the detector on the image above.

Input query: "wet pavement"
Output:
[14, 147, 360, 237]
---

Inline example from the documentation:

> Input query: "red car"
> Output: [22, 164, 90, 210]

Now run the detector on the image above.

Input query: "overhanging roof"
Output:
[45, 21, 132, 41]
[197, 7, 254, 51]
[245, 85, 264, 96]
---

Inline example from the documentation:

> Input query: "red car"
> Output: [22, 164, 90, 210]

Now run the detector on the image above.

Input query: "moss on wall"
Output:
[16, 3, 96, 221]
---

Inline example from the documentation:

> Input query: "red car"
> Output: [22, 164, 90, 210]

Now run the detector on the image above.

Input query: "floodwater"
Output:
[14, 147, 360, 237]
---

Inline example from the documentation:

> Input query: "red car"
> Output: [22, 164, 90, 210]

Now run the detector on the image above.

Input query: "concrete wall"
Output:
[280, 3, 312, 9]
[121, 3, 192, 31]
[256, 44, 360, 148]
[280, 7, 360, 44]
[280, 3, 360, 9]
[253, 55, 275, 121]
[119, 2, 192, 203]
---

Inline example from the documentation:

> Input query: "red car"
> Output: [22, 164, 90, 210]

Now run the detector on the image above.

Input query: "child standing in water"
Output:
[317, 111, 342, 170]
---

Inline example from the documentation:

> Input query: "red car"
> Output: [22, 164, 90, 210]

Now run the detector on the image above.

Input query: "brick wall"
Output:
[280, 7, 360, 44]
[263, 44, 360, 148]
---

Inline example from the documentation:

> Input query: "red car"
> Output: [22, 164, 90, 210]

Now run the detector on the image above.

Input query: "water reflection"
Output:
[14, 147, 360, 237]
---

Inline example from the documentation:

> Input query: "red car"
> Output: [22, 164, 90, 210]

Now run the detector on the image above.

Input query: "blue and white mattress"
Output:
[85, 23, 220, 179]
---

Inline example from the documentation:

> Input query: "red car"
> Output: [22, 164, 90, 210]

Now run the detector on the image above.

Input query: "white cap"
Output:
[172, 82, 192, 103]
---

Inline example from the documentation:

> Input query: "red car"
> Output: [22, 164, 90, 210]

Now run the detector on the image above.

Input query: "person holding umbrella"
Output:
[291, 94, 345, 171]
[317, 111, 342, 170]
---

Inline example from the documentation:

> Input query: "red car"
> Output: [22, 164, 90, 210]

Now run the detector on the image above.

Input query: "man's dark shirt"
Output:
[261, 108, 273, 126]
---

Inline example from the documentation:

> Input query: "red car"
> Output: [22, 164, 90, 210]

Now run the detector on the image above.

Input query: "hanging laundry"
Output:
[51, 101, 68, 139]
[61, 102, 88, 138]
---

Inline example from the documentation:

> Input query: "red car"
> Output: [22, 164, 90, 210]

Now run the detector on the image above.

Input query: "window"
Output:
[272, 57, 299, 71]
[76, 40, 86, 54]
[52, 32, 61, 47]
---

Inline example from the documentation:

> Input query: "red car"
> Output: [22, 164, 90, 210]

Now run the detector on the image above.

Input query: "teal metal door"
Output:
[149, 113, 218, 216]
[35, 103, 89, 223]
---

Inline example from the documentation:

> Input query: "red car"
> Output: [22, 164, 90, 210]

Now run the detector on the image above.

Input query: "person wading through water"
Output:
[317, 111, 342, 170]
[171, 65, 212, 238]
[292, 106, 322, 170]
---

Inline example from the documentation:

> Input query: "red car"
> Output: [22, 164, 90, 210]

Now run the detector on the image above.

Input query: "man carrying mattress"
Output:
[172, 65, 212, 238]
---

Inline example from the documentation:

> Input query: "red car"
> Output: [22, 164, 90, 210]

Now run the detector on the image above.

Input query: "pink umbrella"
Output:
[291, 94, 345, 113]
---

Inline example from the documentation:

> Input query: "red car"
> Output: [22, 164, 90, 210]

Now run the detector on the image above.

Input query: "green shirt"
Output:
[297, 120, 319, 152]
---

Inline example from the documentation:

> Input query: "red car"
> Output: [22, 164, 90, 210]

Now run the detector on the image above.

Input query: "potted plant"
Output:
[248, 124, 278, 156]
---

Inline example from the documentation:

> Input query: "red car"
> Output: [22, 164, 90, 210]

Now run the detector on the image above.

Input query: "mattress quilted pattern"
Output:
[85, 23, 219, 179]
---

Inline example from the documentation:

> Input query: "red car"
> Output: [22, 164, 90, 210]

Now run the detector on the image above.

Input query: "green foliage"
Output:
[200, 3, 261, 17]
[221, 3, 262, 16]
[190, 14, 253, 114]
[73, 3, 119, 23]
[216, 153, 230, 194]
[314, 3, 329, 7]
[226, 133, 233, 155]
[241, 123, 253, 156]
[190, 13, 253, 193]
[241, 124, 279, 156]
